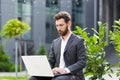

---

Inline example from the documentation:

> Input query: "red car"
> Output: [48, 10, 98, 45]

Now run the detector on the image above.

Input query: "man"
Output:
[29, 11, 86, 80]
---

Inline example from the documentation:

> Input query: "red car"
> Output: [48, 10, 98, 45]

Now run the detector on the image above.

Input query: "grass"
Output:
[0, 76, 28, 80]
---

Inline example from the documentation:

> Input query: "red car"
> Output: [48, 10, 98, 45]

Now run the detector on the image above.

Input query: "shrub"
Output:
[10, 64, 21, 72]
[36, 44, 48, 58]
[0, 19, 31, 72]
[0, 62, 13, 72]
[73, 22, 112, 80]
[109, 19, 120, 52]
[109, 19, 120, 78]
[0, 44, 20, 72]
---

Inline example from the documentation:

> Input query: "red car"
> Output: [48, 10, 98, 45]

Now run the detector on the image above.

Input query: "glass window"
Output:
[46, 0, 59, 43]
[17, 0, 32, 40]
[72, 0, 84, 30]
[0, 0, 1, 31]
[0, 0, 2, 42]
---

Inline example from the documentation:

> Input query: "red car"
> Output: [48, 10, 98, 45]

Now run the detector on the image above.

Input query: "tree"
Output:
[0, 19, 31, 72]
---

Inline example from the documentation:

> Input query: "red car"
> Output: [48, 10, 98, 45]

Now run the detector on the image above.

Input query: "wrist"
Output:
[64, 68, 70, 73]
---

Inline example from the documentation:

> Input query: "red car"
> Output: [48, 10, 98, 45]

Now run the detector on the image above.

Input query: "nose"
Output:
[57, 27, 61, 31]
[56, 26, 61, 31]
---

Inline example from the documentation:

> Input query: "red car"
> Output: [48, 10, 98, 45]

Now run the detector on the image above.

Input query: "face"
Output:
[55, 19, 70, 36]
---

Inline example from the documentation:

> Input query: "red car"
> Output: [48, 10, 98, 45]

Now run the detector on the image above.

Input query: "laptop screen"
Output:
[21, 55, 54, 77]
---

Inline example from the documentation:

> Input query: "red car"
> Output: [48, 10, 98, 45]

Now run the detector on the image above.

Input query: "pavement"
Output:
[0, 67, 119, 80]
[0, 71, 27, 77]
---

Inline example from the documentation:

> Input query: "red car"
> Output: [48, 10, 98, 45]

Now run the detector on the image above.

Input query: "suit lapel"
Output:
[57, 38, 61, 55]
[64, 34, 74, 53]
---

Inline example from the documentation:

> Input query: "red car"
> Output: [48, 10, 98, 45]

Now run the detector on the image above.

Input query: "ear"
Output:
[67, 21, 72, 27]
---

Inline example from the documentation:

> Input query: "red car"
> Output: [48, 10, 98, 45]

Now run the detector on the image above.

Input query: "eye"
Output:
[56, 24, 65, 27]
[59, 24, 64, 26]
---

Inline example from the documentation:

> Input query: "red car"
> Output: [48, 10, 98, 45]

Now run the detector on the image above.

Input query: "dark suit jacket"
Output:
[49, 34, 86, 80]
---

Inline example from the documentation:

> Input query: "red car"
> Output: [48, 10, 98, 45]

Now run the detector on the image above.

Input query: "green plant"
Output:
[37, 44, 48, 58]
[9, 64, 21, 72]
[115, 54, 120, 77]
[1, 19, 31, 41]
[109, 19, 120, 52]
[0, 45, 9, 62]
[73, 22, 112, 80]
[0, 44, 21, 72]
[0, 19, 31, 72]
[109, 19, 120, 78]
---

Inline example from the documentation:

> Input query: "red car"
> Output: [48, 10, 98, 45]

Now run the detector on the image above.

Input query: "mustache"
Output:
[58, 30, 62, 32]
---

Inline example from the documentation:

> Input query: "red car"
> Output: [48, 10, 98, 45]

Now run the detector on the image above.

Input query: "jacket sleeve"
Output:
[48, 41, 56, 69]
[68, 39, 86, 73]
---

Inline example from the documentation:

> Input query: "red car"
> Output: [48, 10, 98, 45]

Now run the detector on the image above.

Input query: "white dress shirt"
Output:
[59, 32, 72, 73]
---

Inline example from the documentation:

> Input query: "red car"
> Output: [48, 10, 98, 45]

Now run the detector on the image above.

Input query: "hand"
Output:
[52, 67, 67, 74]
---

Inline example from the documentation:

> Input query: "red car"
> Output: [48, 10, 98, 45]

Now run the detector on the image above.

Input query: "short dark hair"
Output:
[54, 11, 71, 23]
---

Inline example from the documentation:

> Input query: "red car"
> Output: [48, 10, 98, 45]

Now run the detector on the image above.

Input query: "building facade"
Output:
[0, 0, 119, 64]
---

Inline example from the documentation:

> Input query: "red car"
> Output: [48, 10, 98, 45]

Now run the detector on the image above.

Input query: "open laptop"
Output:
[21, 55, 54, 77]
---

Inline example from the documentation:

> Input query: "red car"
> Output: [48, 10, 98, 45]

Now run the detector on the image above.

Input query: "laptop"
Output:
[21, 55, 54, 77]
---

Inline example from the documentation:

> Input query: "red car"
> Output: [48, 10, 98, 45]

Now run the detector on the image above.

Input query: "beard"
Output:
[58, 26, 69, 36]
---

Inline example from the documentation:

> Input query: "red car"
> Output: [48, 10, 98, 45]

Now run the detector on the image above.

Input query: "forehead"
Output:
[55, 19, 66, 24]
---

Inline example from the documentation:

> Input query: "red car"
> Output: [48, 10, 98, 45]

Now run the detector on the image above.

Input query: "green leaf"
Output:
[1, 19, 31, 40]
[91, 28, 99, 35]
[115, 20, 120, 26]
[73, 23, 110, 79]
